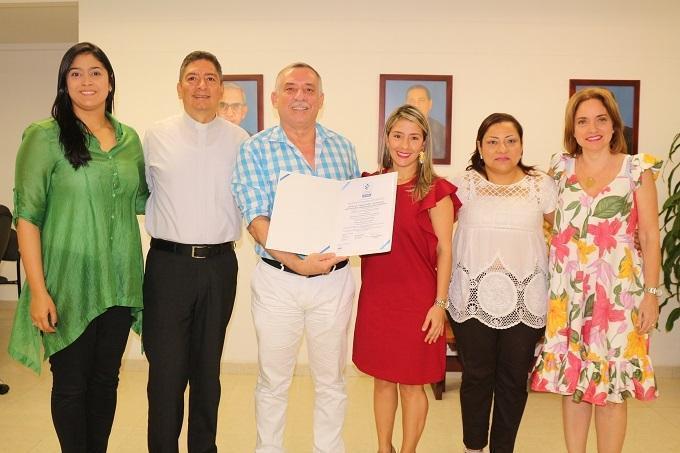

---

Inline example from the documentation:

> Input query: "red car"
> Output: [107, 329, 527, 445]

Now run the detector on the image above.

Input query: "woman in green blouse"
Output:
[8, 42, 148, 452]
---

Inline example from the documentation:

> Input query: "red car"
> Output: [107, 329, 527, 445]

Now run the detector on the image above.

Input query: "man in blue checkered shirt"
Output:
[232, 62, 360, 453]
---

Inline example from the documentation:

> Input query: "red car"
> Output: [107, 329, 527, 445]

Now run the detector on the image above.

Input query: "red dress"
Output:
[352, 175, 460, 384]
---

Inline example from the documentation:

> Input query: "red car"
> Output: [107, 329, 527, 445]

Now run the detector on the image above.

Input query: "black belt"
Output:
[262, 257, 349, 278]
[151, 238, 234, 259]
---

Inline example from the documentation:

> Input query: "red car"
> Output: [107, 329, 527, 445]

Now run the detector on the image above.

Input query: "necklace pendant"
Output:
[584, 176, 596, 188]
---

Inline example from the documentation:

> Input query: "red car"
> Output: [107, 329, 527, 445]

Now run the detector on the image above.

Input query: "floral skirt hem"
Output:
[530, 350, 658, 406]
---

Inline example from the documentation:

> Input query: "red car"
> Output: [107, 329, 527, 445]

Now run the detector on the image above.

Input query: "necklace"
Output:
[577, 154, 615, 189]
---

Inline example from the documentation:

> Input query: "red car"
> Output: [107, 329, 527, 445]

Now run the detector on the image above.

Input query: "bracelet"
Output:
[434, 298, 450, 310]
[644, 286, 663, 297]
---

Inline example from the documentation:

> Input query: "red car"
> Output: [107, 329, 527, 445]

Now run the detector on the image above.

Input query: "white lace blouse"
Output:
[448, 170, 557, 329]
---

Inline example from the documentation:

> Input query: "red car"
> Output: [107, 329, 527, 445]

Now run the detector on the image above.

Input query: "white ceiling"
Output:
[0, 2, 77, 44]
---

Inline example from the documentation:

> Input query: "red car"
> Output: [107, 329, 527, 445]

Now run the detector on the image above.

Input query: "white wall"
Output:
[2, 1, 679, 367]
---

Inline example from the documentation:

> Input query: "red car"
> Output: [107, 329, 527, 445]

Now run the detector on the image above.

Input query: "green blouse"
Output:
[8, 116, 149, 373]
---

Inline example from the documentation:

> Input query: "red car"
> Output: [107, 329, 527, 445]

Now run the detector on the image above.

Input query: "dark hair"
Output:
[467, 112, 535, 178]
[179, 50, 222, 81]
[52, 42, 115, 169]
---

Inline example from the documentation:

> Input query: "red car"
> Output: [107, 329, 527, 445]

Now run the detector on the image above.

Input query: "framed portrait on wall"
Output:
[379, 74, 453, 165]
[220, 74, 264, 136]
[569, 79, 640, 154]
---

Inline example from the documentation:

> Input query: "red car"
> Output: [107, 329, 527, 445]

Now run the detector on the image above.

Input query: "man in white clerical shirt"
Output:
[143, 50, 249, 453]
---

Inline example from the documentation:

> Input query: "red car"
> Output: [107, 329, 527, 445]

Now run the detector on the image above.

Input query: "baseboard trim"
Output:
[121, 359, 371, 376]
[655, 366, 680, 378]
[120, 359, 680, 379]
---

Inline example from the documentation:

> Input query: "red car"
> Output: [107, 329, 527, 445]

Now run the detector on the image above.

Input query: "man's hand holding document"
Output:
[266, 171, 398, 256]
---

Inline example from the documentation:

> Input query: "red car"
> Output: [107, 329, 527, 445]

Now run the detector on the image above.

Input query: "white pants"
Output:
[252, 260, 356, 453]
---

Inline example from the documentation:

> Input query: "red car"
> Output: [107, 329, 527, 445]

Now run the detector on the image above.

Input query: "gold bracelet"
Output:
[434, 298, 450, 310]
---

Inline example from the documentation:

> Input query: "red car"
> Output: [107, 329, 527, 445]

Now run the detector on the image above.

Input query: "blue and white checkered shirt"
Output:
[232, 123, 360, 258]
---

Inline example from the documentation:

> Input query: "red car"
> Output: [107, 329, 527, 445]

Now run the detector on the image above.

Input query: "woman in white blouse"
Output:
[448, 113, 556, 453]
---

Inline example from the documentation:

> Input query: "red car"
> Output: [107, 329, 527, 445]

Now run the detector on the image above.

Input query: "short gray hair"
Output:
[275, 62, 323, 93]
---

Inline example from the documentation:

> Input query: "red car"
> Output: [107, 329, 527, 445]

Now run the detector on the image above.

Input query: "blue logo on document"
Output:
[362, 183, 372, 198]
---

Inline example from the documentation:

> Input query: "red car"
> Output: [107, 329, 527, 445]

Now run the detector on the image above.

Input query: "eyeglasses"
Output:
[219, 102, 245, 111]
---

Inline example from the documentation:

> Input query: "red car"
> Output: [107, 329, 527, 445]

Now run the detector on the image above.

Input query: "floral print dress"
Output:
[531, 152, 662, 405]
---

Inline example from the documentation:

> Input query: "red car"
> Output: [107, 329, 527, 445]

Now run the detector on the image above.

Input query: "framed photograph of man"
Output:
[379, 74, 453, 165]
[569, 79, 640, 154]
[220, 74, 264, 136]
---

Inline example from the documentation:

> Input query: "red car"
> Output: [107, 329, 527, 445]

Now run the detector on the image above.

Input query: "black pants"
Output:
[143, 247, 238, 453]
[49, 306, 132, 453]
[452, 319, 544, 453]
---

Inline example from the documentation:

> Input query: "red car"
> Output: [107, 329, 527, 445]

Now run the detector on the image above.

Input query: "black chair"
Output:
[0, 205, 21, 298]
[0, 205, 16, 395]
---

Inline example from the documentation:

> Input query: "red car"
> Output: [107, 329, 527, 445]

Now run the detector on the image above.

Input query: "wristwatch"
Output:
[434, 298, 450, 310]
[644, 286, 663, 297]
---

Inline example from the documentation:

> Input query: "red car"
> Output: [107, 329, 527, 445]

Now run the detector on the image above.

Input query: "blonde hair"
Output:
[564, 87, 627, 156]
[380, 104, 438, 201]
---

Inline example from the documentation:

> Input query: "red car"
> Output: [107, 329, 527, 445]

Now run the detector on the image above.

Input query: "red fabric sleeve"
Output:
[418, 177, 461, 215]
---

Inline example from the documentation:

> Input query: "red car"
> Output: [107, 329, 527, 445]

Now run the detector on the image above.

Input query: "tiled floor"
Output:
[1, 304, 678, 452]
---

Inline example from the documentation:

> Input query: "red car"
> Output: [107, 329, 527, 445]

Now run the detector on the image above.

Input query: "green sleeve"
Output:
[132, 134, 149, 215]
[13, 123, 59, 229]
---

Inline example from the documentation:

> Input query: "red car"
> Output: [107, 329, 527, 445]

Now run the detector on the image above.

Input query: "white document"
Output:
[266, 171, 397, 256]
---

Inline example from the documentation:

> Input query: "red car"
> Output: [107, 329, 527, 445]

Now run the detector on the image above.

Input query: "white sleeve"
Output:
[540, 173, 557, 214]
[451, 172, 469, 203]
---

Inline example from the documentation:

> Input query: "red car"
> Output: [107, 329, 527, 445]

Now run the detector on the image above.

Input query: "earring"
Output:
[418, 151, 424, 164]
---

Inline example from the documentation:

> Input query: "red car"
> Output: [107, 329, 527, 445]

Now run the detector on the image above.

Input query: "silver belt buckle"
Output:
[191, 245, 207, 259]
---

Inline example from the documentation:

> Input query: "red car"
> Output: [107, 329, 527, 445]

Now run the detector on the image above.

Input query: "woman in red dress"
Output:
[353, 105, 460, 453]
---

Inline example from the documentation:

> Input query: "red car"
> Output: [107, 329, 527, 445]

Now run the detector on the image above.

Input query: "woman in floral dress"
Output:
[531, 87, 662, 453]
